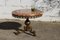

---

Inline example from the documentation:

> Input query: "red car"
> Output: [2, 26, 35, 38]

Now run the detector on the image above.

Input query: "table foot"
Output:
[14, 28, 36, 36]
[13, 29, 21, 35]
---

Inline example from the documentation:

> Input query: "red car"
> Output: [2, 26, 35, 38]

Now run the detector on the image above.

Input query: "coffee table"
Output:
[12, 9, 43, 36]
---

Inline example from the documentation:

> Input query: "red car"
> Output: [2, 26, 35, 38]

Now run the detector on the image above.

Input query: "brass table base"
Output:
[14, 17, 36, 36]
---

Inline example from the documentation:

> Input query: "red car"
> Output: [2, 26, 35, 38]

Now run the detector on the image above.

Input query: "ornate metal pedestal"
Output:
[12, 9, 43, 36]
[24, 17, 36, 36]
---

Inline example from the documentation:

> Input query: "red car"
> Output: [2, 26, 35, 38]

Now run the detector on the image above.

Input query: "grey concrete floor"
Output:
[0, 19, 60, 40]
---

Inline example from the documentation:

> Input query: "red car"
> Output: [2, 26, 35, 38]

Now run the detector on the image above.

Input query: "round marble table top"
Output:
[12, 9, 43, 18]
